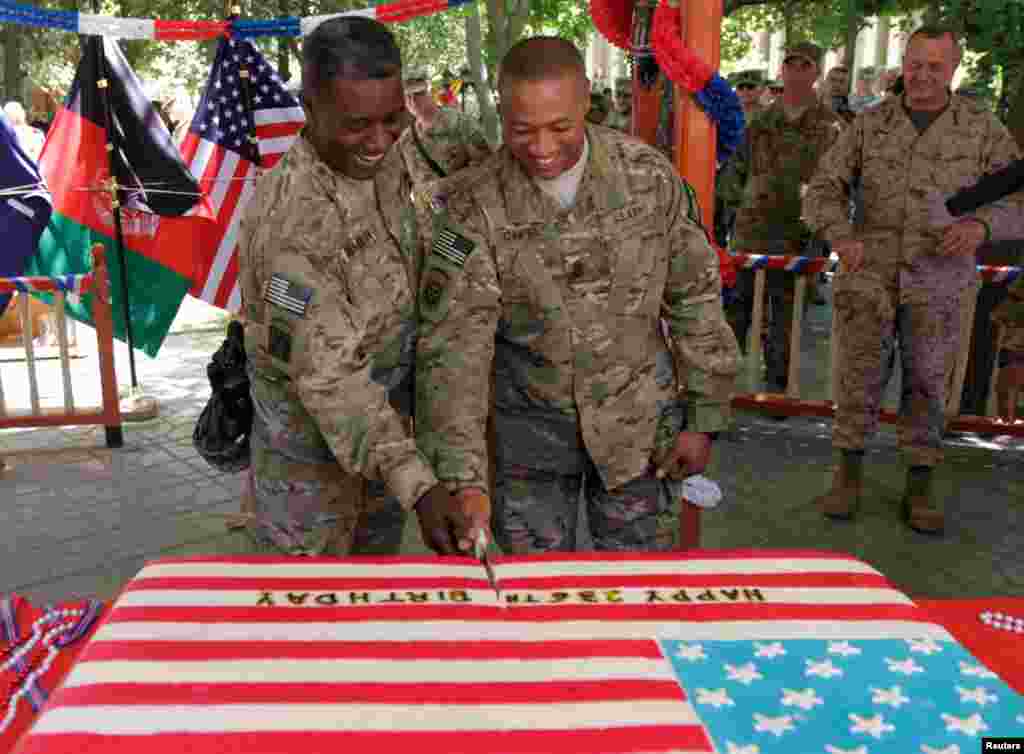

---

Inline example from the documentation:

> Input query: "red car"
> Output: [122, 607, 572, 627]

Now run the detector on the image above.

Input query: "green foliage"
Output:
[721, 15, 754, 64]
[931, 0, 1024, 142]
[939, 0, 1024, 70]
[524, 0, 592, 47]
[725, 0, 907, 56]
[392, 9, 470, 78]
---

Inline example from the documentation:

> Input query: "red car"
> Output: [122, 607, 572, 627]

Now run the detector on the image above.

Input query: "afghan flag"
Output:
[27, 36, 213, 357]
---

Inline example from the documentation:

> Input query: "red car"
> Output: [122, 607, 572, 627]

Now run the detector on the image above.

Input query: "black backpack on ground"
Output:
[193, 320, 253, 473]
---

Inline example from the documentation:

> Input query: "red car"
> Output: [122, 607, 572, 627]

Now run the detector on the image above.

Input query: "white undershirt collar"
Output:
[534, 135, 590, 210]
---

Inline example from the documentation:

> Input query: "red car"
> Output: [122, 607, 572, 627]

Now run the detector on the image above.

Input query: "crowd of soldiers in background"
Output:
[714, 37, 1023, 436]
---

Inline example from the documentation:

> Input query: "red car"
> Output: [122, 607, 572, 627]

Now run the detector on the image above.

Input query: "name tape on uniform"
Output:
[431, 227, 475, 268]
[265, 274, 313, 318]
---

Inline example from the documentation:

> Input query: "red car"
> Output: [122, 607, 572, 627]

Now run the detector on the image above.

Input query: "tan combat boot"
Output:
[817, 450, 863, 520]
[902, 466, 944, 535]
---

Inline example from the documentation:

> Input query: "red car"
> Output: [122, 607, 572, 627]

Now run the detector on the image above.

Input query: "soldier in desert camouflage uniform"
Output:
[415, 37, 740, 553]
[805, 25, 1020, 534]
[729, 42, 842, 391]
[238, 17, 490, 557]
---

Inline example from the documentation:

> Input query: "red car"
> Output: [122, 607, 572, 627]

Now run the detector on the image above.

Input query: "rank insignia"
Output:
[265, 274, 313, 317]
[431, 227, 475, 268]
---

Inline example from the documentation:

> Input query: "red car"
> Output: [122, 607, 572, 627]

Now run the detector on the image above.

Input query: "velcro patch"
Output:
[268, 323, 293, 363]
[265, 274, 313, 317]
[421, 267, 450, 311]
[431, 227, 475, 268]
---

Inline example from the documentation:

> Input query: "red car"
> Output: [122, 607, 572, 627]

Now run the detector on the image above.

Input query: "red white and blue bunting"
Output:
[732, 253, 1022, 287]
[0, 0, 472, 40]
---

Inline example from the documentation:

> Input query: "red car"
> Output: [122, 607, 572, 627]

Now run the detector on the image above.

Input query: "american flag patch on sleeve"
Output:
[431, 227, 476, 268]
[264, 274, 313, 317]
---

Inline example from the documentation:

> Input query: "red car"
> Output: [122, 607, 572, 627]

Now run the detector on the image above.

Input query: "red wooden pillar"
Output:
[674, 0, 721, 228]
[676, 0, 722, 548]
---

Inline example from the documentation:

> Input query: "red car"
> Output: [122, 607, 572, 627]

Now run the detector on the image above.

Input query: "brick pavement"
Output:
[1, 291, 1021, 603]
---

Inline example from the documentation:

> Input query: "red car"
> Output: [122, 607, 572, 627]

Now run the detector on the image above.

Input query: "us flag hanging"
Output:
[12, 551, 1024, 754]
[182, 36, 305, 312]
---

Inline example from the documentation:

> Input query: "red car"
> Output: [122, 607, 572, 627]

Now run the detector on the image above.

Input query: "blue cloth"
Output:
[694, 72, 746, 164]
[0, 115, 51, 316]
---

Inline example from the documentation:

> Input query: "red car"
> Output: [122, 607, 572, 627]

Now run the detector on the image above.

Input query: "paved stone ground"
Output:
[1, 290, 1021, 603]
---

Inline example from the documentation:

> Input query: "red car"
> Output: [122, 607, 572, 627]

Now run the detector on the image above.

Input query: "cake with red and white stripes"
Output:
[14, 550, 1024, 753]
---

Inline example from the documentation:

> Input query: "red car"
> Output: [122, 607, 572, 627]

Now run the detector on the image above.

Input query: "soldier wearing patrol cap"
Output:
[732, 69, 766, 119]
[238, 17, 491, 558]
[605, 76, 633, 133]
[415, 37, 740, 554]
[727, 40, 842, 394]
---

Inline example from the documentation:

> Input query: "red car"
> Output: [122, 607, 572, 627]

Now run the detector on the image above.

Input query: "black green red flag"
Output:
[27, 36, 212, 357]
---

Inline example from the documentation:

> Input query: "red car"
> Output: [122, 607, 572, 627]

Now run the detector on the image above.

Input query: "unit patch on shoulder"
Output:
[431, 227, 476, 268]
[421, 267, 450, 311]
[264, 274, 313, 318]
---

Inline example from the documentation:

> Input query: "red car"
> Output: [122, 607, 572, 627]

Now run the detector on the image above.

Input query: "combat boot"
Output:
[902, 466, 944, 535]
[817, 450, 863, 520]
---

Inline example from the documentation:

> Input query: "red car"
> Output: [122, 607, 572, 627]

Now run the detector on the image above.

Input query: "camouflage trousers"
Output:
[832, 263, 970, 467]
[726, 268, 797, 390]
[493, 456, 676, 554]
[246, 435, 406, 557]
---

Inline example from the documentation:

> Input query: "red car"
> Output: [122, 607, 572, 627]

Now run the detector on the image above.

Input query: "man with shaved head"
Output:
[415, 36, 740, 553]
[238, 16, 490, 558]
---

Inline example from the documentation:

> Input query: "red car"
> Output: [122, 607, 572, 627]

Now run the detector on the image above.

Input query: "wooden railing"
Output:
[0, 244, 123, 448]
[728, 253, 1024, 437]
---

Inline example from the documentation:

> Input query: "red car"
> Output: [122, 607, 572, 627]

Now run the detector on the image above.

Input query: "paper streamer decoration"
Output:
[0, 0, 473, 39]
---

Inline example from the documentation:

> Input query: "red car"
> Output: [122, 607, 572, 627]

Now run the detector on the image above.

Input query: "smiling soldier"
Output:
[238, 17, 490, 557]
[415, 37, 740, 553]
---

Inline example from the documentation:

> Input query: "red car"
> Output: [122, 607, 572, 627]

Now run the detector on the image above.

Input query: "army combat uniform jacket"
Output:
[415, 126, 741, 493]
[733, 101, 843, 252]
[239, 119, 490, 554]
[399, 106, 491, 185]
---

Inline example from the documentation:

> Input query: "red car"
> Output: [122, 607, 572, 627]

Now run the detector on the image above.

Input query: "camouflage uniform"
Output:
[238, 118, 491, 556]
[713, 98, 762, 248]
[805, 94, 1020, 466]
[416, 127, 740, 553]
[728, 101, 842, 387]
[401, 106, 491, 183]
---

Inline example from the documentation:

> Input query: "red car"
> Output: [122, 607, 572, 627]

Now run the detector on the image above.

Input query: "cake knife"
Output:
[473, 529, 502, 601]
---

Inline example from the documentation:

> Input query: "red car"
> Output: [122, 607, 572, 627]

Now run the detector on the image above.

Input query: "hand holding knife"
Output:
[473, 529, 502, 600]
